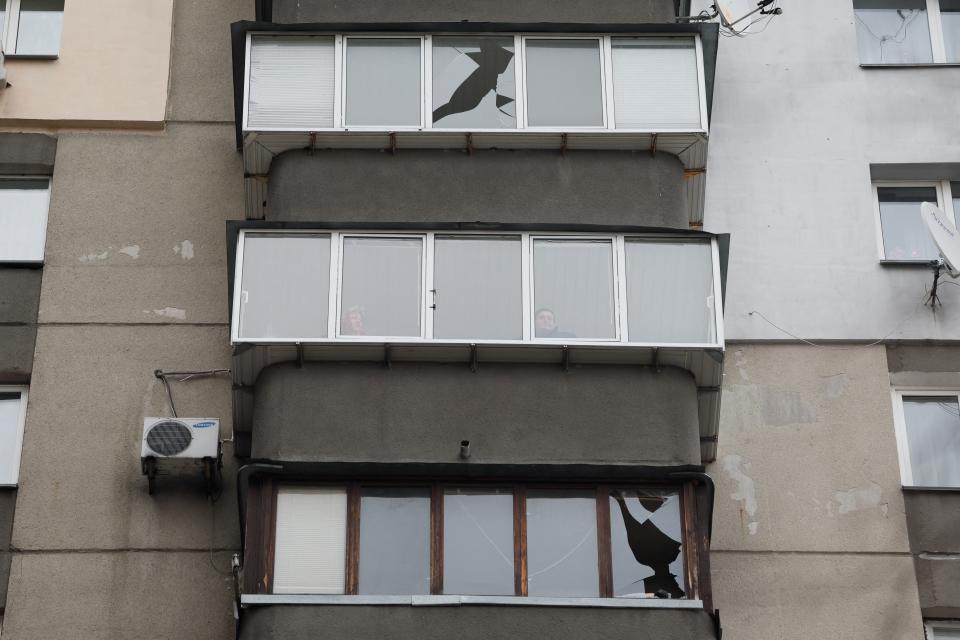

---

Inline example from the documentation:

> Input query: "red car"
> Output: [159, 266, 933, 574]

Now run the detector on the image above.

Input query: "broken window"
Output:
[526, 490, 599, 597]
[443, 489, 515, 595]
[359, 488, 431, 595]
[524, 39, 604, 127]
[345, 38, 422, 126]
[854, 0, 933, 63]
[609, 489, 685, 599]
[432, 37, 516, 128]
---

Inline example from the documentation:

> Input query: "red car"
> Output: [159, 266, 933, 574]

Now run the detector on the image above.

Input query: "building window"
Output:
[927, 621, 960, 639]
[232, 230, 723, 348]
[854, 0, 960, 64]
[873, 181, 958, 262]
[0, 388, 28, 486]
[0, 177, 50, 263]
[0, 0, 64, 57]
[893, 391, 960, 488]
[253, 483, 696, 600]
[244, 33, 707, 133]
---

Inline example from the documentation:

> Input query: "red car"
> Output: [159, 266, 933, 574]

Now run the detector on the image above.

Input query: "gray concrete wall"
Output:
[268, 150, 688, 228]
[693, 0, 960, 341]
[239, 604, 716, 640]
[0, 134, 56, 175]
[252, 362, 701, 466]
[710, 345, 923, 640]
[272, 0, 677, 24]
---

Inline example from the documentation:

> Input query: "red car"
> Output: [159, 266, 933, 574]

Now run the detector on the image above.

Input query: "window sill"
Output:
[879, 259, 939, 266]
[902, 485, 960, 492]
[2, 54, 59, 60]
[860, 63, 960, 68]
[240, 594, 704, 609]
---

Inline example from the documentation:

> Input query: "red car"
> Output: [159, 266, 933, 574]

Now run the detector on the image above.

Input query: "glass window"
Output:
[612, 38, 701, 130]
[854, 0, 933, 64]
[533, 239, 616, 340]
[238, 234, 331, 340]
[12, 0, 63, 56]
[0, 178, 50, 263]
[930, 625, 960, 640]
[345, 38, 421, 126]
[609, 489, 685, 598]
[902, 396, 960, 487]
[526, 490, 598, 597]
[625, 240, 716, 344]
[525, 39, 604, 127]
[247, 36, 336, 129]
[432, 37, 516, 129]
[443, 488, 514, 595]
[273, 487, 347, 594]
[433, 236, 522, 340]
[340, 237, 423, 338]
[877, 186, 939, 260]
[0, 390, 25, 486]
[944, 1, 960, 62]
[359, 488, 431, 595]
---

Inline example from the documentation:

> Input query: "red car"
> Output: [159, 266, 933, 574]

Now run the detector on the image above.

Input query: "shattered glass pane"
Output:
[854, 0, 932, 64]
[432, 37, 516, 128]
[610, 489, 685, 598]
[444, 489, 515, 595]
[527, 491, 598, 597]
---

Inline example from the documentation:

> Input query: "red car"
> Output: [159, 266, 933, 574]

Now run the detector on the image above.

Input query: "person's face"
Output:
[535, 310, 556, 333]
[346, 310, 363, 333]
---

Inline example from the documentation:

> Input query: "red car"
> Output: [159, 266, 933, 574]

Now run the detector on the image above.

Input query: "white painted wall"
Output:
[696, 0, 960, 340]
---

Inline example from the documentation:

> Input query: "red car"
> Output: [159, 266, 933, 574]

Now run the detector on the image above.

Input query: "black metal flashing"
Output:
[230, 20, 719, 149]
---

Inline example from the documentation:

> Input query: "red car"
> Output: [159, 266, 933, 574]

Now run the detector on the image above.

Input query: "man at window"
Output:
[535, 308, 576, 339]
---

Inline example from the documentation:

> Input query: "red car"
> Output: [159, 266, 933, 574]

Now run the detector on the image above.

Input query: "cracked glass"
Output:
[432, 37, 516, 129]
[854, 0, 932, 64]
[443, 488, 514, 595]
[609, 489, 685, 598]
[526, 490, 599, 597]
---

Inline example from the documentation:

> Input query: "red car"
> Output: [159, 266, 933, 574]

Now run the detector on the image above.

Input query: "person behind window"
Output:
[341, 305, 366, 336]
[535, 307, 576, 339]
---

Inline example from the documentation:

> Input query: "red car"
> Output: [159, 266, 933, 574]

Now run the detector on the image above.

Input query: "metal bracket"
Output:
[560, 133, 568, 156]
[308, 132, 317, 155]
[652, 347, 662, 373]
[383, 344, 393, 369]
[650, 133, 658, 157]
[470, 344, 479, 373]
[466, 133, 474, 155]
[296, 343, 305, 369]
[389, 132, 398, 155]
[561, 345, 570, 372]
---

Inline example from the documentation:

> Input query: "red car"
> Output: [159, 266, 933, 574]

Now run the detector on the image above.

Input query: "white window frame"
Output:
[1, 0, 62, 57]
[927, 620, 960, 639]
[872, 180, 956, 262]
[231, 229, 724, 350]
[241, 32, 709, 135]
[0, 387, 28, 487]
[855, 0, 958, 64]
[891, 388, 960, 487]
[0, 175, 51, 264]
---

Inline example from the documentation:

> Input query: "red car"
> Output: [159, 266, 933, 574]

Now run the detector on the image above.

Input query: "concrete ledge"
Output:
[0, 133, 56, 175]
[241, 594, 705, 609]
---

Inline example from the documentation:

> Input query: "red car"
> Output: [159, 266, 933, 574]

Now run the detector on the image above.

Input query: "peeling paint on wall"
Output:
[79, 250, 110, 262]
[173, 240, 194, 260]
[119, 245, 141, 259]
[722, 454, 759, 535]
[834, 482, 887, 516]
[147, 307, 187, 320]
[821, 373, 850, 399]
[759, 386, 817, 426]
[732, 349, 750, 382]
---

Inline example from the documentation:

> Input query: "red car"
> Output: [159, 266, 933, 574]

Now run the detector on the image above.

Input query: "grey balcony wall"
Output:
[251, 362, 701, 466]
[271, 0, 677, 25]
[267, 149, 688, 229]
[239, 603, 716, 640]
[0, 270, 41, 383]
[0, 133, 56, 175]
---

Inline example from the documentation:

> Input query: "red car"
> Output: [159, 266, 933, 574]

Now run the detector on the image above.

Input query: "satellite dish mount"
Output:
[677, 0, 783, 30]
[920, 201, 960, 308]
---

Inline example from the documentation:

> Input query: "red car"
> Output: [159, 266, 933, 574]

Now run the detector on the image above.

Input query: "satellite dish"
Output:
[921, 202, 960, 278]
[715, 1, 737, 27]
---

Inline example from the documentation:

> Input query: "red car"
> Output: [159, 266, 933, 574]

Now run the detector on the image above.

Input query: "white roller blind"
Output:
[273, 487, 346, 594]
[612, 37, 702, 130]
[247, 36, 335, 129]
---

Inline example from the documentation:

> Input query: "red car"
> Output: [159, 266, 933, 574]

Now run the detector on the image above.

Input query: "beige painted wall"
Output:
[0, 0, 173, 127]
[709, 344, 923, 640]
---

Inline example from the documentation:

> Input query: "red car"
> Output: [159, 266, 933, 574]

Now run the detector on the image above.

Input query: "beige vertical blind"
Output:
[273, 487, 347, 594]
[612, 37, 702, 130]
[248, 35, 336, 129]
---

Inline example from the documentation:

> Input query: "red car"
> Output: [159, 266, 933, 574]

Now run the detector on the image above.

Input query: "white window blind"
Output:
[0, 178, 50, 263]
[248, 36, 336, 129]
[612, 38, 702, 130]
[273, 487, 347, 594]
[0, 390, 26, 486]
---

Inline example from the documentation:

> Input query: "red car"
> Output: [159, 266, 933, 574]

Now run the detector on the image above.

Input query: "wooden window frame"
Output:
[243, 479, 706, 603]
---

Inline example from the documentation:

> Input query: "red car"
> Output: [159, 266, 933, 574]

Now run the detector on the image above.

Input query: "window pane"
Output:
[612, 38, 701, 129]
[533, 239, 616, 340]
[433, 236, 522, 340]
[238, 235, 331, 340]
[345, 38, 421, 126]
[248, 36, 335, 129]
[854, 0, 932, 64]
[359, 488, 431, 595]
[525, 40, 603, 126]
[878, 186, 939, 260]
[944, 1, 960, 62]
[432, 37, 516, 129]
[443, 489, 514, 595]
[0, 179, 49, 263]
[952, 181, 960, 223]
[526, 491, 598, 597]
[0, 392, 24, 486]
[610, 489, 685, 598]
[274, 487, 347, 594]
[625, 240, 716, 344]
[931, 627, 960, 640]
[903, 396, 960, 487]
[340, 237, 423, 337]
[15, 0, 64, 56]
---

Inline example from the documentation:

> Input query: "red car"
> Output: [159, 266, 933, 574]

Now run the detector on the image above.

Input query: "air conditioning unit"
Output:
[141, 417, 221, 494]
